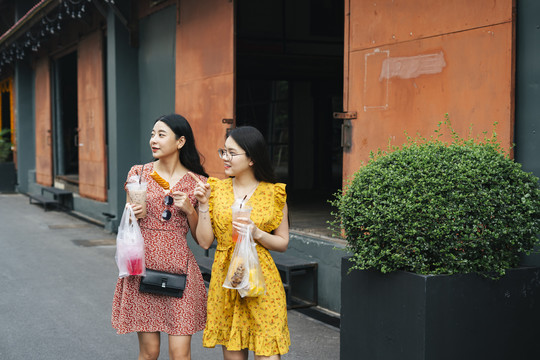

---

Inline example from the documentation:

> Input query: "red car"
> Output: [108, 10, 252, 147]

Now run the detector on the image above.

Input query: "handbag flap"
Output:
[143, 270, 186, 289]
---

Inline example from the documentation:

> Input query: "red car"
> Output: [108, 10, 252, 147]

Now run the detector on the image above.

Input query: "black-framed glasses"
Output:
[218, 148, 246, 160]
[162, 195, 174, 221]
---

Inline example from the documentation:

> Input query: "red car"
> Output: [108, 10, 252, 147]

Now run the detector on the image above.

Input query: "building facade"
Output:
[0, 0, 538, 314]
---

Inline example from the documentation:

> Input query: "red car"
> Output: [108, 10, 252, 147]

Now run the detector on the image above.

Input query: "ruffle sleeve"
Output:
[207, 176, 221, 215]
[206, 177, 228, 237]
[269, 182, 287, 229]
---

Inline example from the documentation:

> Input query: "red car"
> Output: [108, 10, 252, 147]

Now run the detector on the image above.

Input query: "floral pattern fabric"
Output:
[111, 162, 207, 335]
[202, 177, 290, 356]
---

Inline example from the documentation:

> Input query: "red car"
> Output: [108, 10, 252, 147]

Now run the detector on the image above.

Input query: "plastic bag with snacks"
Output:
[223, 226, 266, 297]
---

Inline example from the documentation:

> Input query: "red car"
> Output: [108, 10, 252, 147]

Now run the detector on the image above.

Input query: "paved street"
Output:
[0, 194, 339, 359]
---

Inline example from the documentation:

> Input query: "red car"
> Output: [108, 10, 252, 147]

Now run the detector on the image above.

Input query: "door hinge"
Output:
[340, 120, 352, 150]
[333, 112, 356, 151]
[222, 118, 234, 137]
[333, 111, 357, 120]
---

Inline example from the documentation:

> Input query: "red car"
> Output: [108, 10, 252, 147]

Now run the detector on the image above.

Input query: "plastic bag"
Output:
[115, 204, 146, 278]
[223, 226, 266, 297]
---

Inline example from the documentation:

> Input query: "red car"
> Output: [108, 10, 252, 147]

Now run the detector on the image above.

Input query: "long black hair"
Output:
[228, 126, 276, 183]
[154, 114, 209, 177]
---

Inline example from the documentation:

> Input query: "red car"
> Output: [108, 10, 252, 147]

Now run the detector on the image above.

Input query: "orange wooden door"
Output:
[35, 57, 53, 186]
[343, 0, 515, 178]
[77, 31, 107, 201]
[175, 0, 235, 178]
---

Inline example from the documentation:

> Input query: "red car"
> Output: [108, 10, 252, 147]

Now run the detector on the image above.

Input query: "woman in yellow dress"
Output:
[191, 126, 290, 359]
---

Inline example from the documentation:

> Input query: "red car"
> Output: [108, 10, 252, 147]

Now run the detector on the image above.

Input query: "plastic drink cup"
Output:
[231, 200, 252, 243]
[127, 256, 144, 275]
[127, 182, 148, 218]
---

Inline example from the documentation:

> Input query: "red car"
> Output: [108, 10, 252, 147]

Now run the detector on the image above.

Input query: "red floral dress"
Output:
[111, 162, 207, 335]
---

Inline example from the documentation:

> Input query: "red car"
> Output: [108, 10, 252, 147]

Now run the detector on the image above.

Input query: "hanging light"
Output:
[0, 0, 95, 72]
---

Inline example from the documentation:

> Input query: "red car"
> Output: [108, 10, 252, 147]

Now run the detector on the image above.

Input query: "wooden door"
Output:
[342, 0, 515, 179]
[175, 0, 235, 178]
[77, 31, 107, 201]
[35, 57, 53, 186]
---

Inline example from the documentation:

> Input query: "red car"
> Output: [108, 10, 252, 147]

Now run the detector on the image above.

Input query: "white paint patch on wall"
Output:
[379, 51, 446, 80]
[364, 49, 390, 111]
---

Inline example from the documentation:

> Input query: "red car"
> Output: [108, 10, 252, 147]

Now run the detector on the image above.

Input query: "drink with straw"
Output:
[231, 198, 252, 243]
[127, 181, 148, 218]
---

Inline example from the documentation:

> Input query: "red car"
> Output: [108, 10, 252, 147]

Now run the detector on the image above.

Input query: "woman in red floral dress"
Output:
[112, 114, 208, 360]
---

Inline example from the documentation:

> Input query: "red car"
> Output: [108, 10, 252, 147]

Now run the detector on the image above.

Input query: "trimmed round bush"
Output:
[331, 121, 540, 276]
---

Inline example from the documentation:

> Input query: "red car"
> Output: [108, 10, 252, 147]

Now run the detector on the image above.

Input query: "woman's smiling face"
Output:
[149, 121, 183, 159]
[222, 137, 252, 177]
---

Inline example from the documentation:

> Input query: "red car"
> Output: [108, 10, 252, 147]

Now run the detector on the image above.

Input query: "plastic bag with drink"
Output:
[115, 204, 146, 277]
[223, 200, 266, 297]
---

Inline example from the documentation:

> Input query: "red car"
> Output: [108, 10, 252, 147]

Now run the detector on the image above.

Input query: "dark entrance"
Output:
[53, 51, 79, 188]
[235, 0, 344, 237]
[1, 92, 10, 129]
[1, 89, 12, 162]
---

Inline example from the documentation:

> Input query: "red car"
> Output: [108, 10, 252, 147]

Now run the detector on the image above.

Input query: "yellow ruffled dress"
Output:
[202, 177, 290, 356]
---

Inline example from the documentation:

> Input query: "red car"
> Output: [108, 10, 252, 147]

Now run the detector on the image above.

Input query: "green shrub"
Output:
[330, 118, 540, 276]
[0, 129, 12, 162]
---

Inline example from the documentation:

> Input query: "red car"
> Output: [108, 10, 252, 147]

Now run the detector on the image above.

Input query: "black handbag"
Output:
[139, 263, 188, 298]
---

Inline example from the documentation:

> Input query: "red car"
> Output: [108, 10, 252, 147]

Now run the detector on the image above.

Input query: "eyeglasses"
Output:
[161, 195, 174, 221]
[218, 148, 246, 160]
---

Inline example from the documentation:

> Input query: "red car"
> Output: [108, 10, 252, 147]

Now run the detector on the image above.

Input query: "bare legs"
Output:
[138, 332, 160, 360]
[137, 332, 192, 360]
[168, 334, 192, 360]
[255, 355, 281, 360]
[222, 347, 248, 360]
[222, 346, 281, 360]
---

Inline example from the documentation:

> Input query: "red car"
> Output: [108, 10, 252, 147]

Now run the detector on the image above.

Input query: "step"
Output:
[28, 194, 59, 211]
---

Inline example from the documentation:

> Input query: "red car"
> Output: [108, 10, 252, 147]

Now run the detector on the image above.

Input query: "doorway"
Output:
[1, 85, 13, 162]
[53, 51, 79, 190]
[235, 0, 344, 237]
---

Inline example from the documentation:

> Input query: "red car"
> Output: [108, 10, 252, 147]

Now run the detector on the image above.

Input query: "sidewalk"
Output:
[0, 194, 339, 359]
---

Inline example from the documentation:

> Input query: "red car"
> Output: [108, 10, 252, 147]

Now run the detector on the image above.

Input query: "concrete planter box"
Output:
[0, 162, 16, 192]
[340, 257, 540, 360]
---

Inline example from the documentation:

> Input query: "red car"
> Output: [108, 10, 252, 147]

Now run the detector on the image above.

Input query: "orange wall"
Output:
[175, 0, 234, 179]
[344, 0, 515, 179]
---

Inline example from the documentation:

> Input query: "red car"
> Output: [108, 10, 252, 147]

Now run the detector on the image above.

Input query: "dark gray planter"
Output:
[340, 257, 540, 360]
[0, 162, 16, 193]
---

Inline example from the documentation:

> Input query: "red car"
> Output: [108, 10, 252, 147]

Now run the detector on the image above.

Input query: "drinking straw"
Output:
[139, 164, 145, 184]
[240, 194, 247, 208]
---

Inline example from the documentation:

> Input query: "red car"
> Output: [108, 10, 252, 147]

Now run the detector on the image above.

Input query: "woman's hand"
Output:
[188, 172, 215, 250]
[190, 172, 211, 207]
[233, 217, 263, 241]
[171, 191, 195, 215]
[233, 204, 289, 252]
[128, 203, 145, 219]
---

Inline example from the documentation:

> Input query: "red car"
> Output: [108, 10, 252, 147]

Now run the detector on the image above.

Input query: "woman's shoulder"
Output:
[128, 162, 154, 174]
[260, 181, 286, 193]
[125, 163, 153, 189]
[207, 177, 231, 187]
[256, 182, 287, 206]
[273, 182, 286, 193]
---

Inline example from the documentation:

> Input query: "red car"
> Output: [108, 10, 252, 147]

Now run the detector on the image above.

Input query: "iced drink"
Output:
[231, 200, 252, 243]
[127, 182, 148, 218]
[127, 256, 144, 275]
